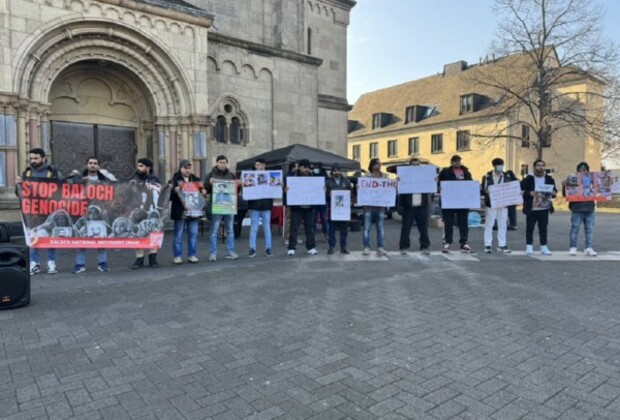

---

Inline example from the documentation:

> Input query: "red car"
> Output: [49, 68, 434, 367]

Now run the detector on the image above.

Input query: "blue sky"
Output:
[347, 0, 620, 104]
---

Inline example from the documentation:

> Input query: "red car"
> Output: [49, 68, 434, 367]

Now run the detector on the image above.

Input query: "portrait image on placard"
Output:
[242, 170, 283, 200]
[330, 190, 351, 221]
[178, 181, 206, 218]
[212, 180, 237, 215]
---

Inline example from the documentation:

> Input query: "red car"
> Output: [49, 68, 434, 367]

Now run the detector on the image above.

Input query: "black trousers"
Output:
[399, 206, 430, 250]
[508, 205, 517, 227]
[289, 208, 316, 250]
[328, 221, 348, 249]
[526, 210, 549, 245]
[442, 209, 469, 245]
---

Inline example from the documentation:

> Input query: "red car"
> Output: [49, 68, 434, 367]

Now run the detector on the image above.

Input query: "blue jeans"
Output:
[249, 210, 272, 250]
[363, 209, 384, 248]
[313, 205, 328, 235]
[75, 249, 107, 265]
[30, 248, 56, 264]
[173, 219, 199, 257]
[570, 211, 595, 248]
[210, 214, 234, 255]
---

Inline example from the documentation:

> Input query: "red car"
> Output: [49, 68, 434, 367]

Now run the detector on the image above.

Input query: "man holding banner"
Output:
[131, 158, 162, 269]
[360, 158, 390, 256]
[438, 155, 474, 253]
[521, 159, 557, 255]
[285, 159, 320, 256]
[247, 158, 275, 258]
[481, 158, 518, 254]
[562, 161, 597, 256]
[325, 163, 352, 255]
[398, 157, 432, 255]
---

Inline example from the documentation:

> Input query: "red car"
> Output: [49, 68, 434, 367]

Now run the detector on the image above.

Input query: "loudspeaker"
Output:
[0, 244, 30, 310]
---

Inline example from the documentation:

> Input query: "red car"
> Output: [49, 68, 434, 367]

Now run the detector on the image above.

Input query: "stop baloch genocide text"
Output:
[20, 181, 115, 216]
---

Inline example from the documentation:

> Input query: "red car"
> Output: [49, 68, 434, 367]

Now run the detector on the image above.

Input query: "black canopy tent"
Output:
[235, 144, 361, 172]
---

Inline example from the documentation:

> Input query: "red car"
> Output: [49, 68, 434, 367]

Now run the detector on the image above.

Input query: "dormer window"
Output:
[406, 105, 436, 123]
[405, 106, 416, 124]
[372, 113, 382, 129]
[372, 113, 392, 129]
[460, 95, 474, 114]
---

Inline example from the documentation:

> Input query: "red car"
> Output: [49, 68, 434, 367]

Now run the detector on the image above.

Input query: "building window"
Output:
[387, 140, 398, 157]
[456, 130, 470, 151]
[541, 125, 552, 148]
[431, 134, 443, 154]
[520, 164, 529, 177]
[408, 137, 419, 155]
[307, 28, 312, 55]
[372, 113, 382, 130]
[369, 142, 378, 158]
[405, 106, 415, 124]
[229, 117, 241, 145]
[0, 114, 17, 187]
[215, 116, 227, 143]
[352, 145, 360, 160]
[521, 124, 530, 148]
[460, 95, 474, 114]
[211, 97, 249, 146]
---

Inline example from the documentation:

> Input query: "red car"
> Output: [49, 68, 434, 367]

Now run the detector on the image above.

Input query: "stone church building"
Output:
[0, 0, 355, 217]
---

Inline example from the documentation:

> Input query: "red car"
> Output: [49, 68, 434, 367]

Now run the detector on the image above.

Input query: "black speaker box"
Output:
[0, 244, 30, 310]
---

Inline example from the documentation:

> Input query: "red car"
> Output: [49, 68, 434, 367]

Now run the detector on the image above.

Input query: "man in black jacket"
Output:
[521, 159, 557, 255]
[325, 163, 353, 254]
[438, 155, 474, 253]
[131, 157, 162, 268]
[398, 157, 431, 255]
[247, 158, 274, 257]
[286, 159, 318, 256]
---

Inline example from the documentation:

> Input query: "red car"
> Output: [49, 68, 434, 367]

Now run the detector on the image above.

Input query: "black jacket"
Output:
[437, 165, 473, 182]
[521, 174, 557, 215]
[170, 172, 202, 220]
[204, 167, 236, 194]
[325, 176, 352, 204]
[481, 170, 518, 207]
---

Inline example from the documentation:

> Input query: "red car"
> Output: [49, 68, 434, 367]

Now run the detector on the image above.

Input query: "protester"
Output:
[286, 159, 318, 256]
[506, 169, 518, 230]
[16, 148, 62, 275]
[325, 163, 353, 254]
[73, 156, 115, 273]
[205, 155, 239, 261]
[481, 158, 516, 254]
[312, 162, 329, 243]
[283, 161, 301, 246]
[521, 159, 557, 255]
[438, 155, 474, 253]
[170, 160, 205, 264]
[562, 161, 597, 256]
[131, 157, 161, 268]
[362, 158, 388, 256]
[398, 157, 431, 255]
[247, 158, 274, 257]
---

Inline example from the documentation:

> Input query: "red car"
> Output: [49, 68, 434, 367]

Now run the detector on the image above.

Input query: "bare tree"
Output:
[471, 0, 620, 160]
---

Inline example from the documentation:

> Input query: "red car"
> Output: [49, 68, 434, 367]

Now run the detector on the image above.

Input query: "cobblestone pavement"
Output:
[1, 212, 620, 419]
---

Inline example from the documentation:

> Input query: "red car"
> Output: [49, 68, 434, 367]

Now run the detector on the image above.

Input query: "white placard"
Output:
[397, 165, 437, 193]
[286, 177, 326, 205]
[357, 178, 397, 207]
[488, 181, 524, 208]
[440, 180, 481, 209]
[535, 184, 554, 193]
[330, 190, 351, 221]
[242, 170, 283, 200]
[611, 170, 620, 194]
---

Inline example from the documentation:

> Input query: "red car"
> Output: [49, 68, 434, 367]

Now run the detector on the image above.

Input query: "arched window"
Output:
[229, 117, 241, 145]
[215, 115, 227, 143]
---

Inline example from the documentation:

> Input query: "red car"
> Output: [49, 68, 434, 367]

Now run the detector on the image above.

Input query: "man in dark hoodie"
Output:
[204, 155, 239, 261]
[521, 159, 557, 255]
[131, 157, 162, 269]
[325, 163, 353, 254]
[399, 157, 431, 255]
[286, 159, 318, 256]
[73, 156, 115, 273]
[438, 155, 474, 253]
[16, 148, 62, 275]
[312, 162, 329, 243]
[170, 160, 205, 264]
[563, 161, 597, 256]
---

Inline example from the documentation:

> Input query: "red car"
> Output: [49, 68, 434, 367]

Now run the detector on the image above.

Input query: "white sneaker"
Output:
[47, 261, 58, 274]
[377, 248, 388, 257]
[540, 245, 552, 256]
[209, 254, 217, 262]
[287, 249, 295, 256]
[585, 247, 597, 257]
[525, 245, 534, 255]
[30, 262, 40, 275]
[225, 251, 239, 260]
[188, 256, 199, 263]
[569, 247, 577, 256]
[174, 257, 183, 264]
[307, 248, 318, 255]
[362, 247, 370, 256]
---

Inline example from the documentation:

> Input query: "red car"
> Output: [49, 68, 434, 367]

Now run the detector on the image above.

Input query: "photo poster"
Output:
[531, 183, 554, 211]
[19, 179, 170, 248]
[357, 178, 397, 207]
[397, 165, 437, 193]
[330, 190, 351, 221]
[440, 180, 481, 209]
[178, 181, 206, 218]
[611, 170, 620, 194]
[211, 179, 237, 215]
[286, 176, 326, 206]
[488, 181, 523, 209]
[565, 171, 613, 202]
[242, 170, 283, 200]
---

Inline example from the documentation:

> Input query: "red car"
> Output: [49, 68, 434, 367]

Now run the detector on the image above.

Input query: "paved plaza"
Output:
[1, 212, 620, 419]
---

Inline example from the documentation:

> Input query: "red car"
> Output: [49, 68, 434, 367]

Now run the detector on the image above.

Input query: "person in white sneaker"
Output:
[285, 159, 319, 256]
[361, 158, 389, 257]
[562, 162, 597, 257]
[16, 148, 62, 274]
[481, 158, 517, 254]
[521, 159, 557, 255]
